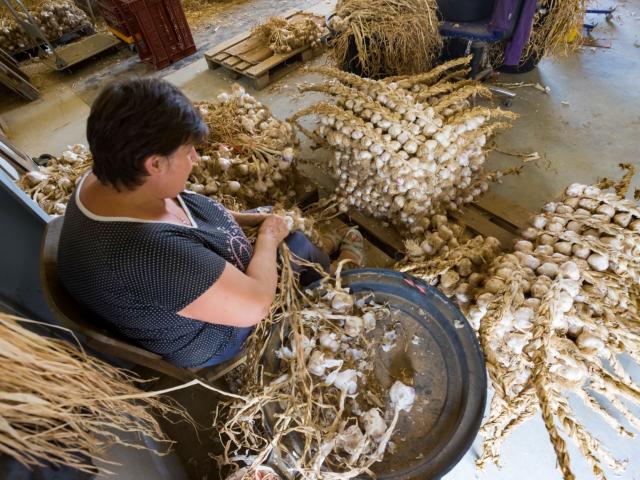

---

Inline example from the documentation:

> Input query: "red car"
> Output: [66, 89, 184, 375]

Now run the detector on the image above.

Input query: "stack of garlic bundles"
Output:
[292, 58, 516, 234]
[219, 275, 416, 479]
[469, 182, 640, 479]
[400, 226, 502, 305]
[0, 0, 90, 53]
[192, 85, 298, 210]
[253, 15, 324, 55]
[17, 144, 92, 216]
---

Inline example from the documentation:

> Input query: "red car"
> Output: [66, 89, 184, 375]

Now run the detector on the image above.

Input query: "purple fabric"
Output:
[489, 0, 518, 31]
[504, 0, 538, 65]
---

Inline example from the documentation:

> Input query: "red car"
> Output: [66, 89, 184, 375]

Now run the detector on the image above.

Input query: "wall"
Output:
[0, 168, 56, 323]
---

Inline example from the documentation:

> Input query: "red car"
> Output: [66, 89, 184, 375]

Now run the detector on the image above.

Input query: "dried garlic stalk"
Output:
[328, 0, 442, 78]
[216, 257, 415, 479]
[253, 14, 324, 54]
[469, 179, 640, 479]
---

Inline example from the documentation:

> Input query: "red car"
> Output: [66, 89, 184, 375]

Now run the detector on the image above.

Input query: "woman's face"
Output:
[157, 144, 198, 197]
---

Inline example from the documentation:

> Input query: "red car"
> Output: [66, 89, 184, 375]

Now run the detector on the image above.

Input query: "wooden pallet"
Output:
[204, 9, 329, 90]
[302, 164, 531, 265]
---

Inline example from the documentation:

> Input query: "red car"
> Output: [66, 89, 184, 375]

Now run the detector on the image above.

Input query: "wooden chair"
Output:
[40, 216, 244, 383]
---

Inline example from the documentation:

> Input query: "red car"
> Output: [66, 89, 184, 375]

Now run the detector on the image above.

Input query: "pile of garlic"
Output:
[16, 144, 92, 216]
[0, 0, 91, 53]
[253, 15, 324, 55]
[277, 283, 416, 477]
[400, 227, 502, 305]
[192, 85, 299, 210]
[219, 275, 416, 479]
[292, 58, 516, 234]
[469, 182, 640, 479]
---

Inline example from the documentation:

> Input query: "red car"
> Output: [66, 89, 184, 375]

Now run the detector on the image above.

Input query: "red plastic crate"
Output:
[123, 0, 196, 69]
[96, 0, 138, 41]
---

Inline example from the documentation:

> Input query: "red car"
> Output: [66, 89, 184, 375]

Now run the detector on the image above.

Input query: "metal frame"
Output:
[1, 0, 67, 68]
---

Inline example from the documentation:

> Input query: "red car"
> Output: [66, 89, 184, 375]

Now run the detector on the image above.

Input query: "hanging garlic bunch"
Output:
[252, 14, 324, 54]
[469, 177, 640, 480]
[291, 58, 517, 234]
[218, 268, 415, 479]
[16, 144, 92, 216]
[191, 85, 299, 210]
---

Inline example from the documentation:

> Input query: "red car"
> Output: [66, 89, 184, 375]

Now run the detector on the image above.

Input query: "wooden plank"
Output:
[240, 45, 274, 64]
[235, 61, 252, 71]
[293, 170, 319, 206]
[451, 207, 516, 250]
[204, 30, 255, 59]
[213, 52, 230, 61]
[226, 36, 264, 56]
[223, 56, 242, 67]
[473, 191, 531, 232]
[344, 209, 406, 254]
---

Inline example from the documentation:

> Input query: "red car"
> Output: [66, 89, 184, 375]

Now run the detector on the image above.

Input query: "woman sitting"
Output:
[57, 78, 363, 369]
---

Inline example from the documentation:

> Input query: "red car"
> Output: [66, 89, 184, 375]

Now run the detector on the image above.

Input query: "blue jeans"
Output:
[195, 230, 330, 369]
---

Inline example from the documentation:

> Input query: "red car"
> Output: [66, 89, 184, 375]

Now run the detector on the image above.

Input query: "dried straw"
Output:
[215, 248, 413, 479]
[0, 313, 191, 475]
[329, 0, 442, 78]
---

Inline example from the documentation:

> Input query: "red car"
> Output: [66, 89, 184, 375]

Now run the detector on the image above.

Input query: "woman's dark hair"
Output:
[87, 78, 208, 190]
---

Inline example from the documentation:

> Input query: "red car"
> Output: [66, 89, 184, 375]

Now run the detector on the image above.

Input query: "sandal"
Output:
[319, 226, 348, 255]
[337, 227, 365, 268]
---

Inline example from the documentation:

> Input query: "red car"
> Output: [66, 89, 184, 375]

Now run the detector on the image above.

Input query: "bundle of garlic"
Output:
[252, 14, 324, 55]
[216, 260, 416, 479]
[16, 144, 92, 216]
[469, 180, 640, 479]
[192, 84, 299, 210]
[400, 228, 503, 306]
[291, 58, 517, 234]
[328, 0, 442, 78]
[240, 206, 322, 248]
[0, 0, 91, 53]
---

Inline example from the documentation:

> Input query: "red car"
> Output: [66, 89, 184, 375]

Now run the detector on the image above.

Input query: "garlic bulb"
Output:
[319, 331, 340, 352]
[361, 408, 387, 440]
[332, 292, 355, 312]
[308, 350, 343, 377]
[389, 381, 416, 412]
[336, 424, 366, 455]
[344, 316, 364, 337]
[330, 369, 359, 394]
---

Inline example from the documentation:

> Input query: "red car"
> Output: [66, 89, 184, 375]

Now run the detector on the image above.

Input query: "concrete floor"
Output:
[2, 0, 640, 478]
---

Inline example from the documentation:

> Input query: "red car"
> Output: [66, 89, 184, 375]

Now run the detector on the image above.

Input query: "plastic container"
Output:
[123, 0, 196, 69]
[96, 0, 138, 40]
[262, 268, 487, 479]
[437, 0, 495, 23]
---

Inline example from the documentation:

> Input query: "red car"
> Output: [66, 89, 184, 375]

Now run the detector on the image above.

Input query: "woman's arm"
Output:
[178, 215, 289, 327]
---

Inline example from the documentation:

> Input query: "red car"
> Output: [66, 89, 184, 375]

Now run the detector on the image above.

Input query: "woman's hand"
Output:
[259, 214, 290, 243]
